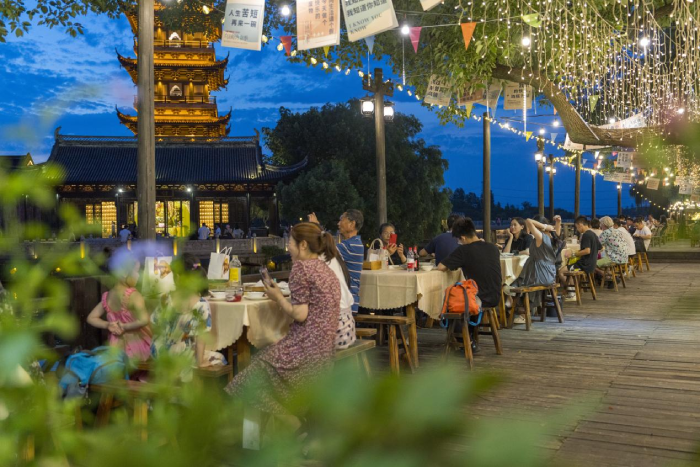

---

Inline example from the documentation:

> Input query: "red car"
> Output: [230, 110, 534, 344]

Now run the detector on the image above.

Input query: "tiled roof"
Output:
[0, 154, 34, 170]
[47, 134, 306, 185]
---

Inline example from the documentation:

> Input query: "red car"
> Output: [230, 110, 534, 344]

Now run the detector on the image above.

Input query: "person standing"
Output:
[119, 225, 132, 243]
[214, 224, 222, 238]
[198, 223, 210, 240]
[420, 214, 461, 265]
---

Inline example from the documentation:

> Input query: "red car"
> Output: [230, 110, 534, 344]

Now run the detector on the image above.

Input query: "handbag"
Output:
[208, 247, 233, 280]
[144, 256, 175, 297]
[364, 238, 388, 269]
[634, 237, 647, 253]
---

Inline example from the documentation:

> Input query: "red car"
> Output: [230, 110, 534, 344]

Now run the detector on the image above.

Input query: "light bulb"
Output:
[677, 108, 685, 114]
[553, 120, 560, 127]
[401, 24, 410, 35]
[281, 5, 291, 16]
[639, 37, 650, 48]
[539, 128, 545, 135]
[521, 36, 531, 47]
[608, 117, 616, 124]
[202, 5, 210, 14]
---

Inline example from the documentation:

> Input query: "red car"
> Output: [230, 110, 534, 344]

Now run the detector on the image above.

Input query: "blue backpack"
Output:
[58, 346, 129, 399]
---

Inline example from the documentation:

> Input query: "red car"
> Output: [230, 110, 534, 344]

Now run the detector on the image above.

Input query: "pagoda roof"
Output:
[116, 51, 229, 70]
[0, 153, 34, 170]
[46, 131, 307, 185]
[116, 108, 232, 125]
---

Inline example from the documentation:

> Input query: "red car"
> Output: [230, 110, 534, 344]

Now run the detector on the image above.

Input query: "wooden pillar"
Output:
[548, 154, 555, 221]
[483, 112, 491, 243]
[136, 0, 156, 240]
[617, 184, 622, 217]
[536, 139, 545, 218]
[246, 191, 251, 232]
[591, 173, 596, 218]
[373, 68, 387, 227]
[574, 152, 581, 218]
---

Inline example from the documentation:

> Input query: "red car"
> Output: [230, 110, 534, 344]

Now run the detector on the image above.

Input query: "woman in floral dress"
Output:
[225, 222, 341, 430]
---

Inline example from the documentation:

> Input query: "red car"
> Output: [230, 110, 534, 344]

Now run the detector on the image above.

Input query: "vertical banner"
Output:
[503, 83, 532, 110]
[617, 151, 634, 168]
[297, 0, 341, 50]
[222, 0, 266, 50]
[341, 0, 398, 42]
[420, 0, 442, 11]
[679, 181, 693, 195]
[457, 82, 498, 108]
[646, 178, 660, 190]
[424, 75, 452, 106]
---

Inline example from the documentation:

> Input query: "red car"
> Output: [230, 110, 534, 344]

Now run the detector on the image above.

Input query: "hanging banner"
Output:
[693, 186, 700, 196]
[550, 133, 558, 142]
[478, 83, 501, 109]
[679, 183, 693, 195]
[647, 178, 660, 190]
[525, 131, 533, 141]
[409, 27, 422, 53]
[460, 22, 477, 50]
[620, 173, 633, 184]
[503, 83, 532, 110]
[598, 113, 646, 130]
[222, 0, 266, 51]
[424, 75, 452, 106]
[341, 0, 398, 42]
[563, 134, 607, 151]
[420, 0, 442, 11]
[297, 0, 340, 50]
[280, 35, 292, 55]
[617, 151, 633, 168]
[457, 82, 485, 107]
[588, 95, 599, 111]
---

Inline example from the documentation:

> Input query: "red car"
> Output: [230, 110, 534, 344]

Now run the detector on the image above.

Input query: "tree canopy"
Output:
[265, 100, 452, 244]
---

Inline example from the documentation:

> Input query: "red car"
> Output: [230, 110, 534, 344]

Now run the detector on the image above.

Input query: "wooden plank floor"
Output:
[368, 262, 700, 466]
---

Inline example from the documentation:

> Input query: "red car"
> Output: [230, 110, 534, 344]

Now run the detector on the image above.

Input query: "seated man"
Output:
[597, 217, 628, 287]
[438, 217, 502, 351]
[633, 217, 652, 252]
[420, 213, 461, 265]
[567, 216, 601, 276]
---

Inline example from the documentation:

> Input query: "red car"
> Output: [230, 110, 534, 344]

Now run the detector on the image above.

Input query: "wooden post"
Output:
[536, 140, 544, 217]
[617, 184, 622, 217]
[483, 113, 491, 242]
[591, 173, 596, 218]
[548, 154, 555, 221]
[574, 152, 581, 218]
[136, 0, 156, 240]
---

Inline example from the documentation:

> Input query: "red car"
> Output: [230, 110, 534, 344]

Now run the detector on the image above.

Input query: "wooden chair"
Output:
[441, 313, 473, 370]
[471, 307, 503, 355]
[91, 380, 162, 440]
[335, 339, 376, 378]
[354, 314, 416, 375]
[562, 270, 584, 306]
[507, 284, 562, 331]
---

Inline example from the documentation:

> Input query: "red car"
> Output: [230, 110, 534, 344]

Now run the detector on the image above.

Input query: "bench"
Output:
[136, 361, 234, 383]
[507, 284, 563, 331]
[335, 339, 376, 377]
[355, 328, 377, 339]
[441, 313, 473, 369]
[354, 314, 416, 375]
[91, 380, 163, 439]
[471, 307, 503, 355]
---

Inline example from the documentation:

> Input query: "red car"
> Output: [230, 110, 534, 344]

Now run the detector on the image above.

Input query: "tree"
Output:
[265, 101, 452, 244]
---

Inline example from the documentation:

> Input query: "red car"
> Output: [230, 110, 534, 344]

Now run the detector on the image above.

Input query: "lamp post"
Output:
[591, 172, 596, 218]
[137, 0, 156, 240]
[483, 112, 491, 243]
[574, 151, 581, 218]
[617, 183, 622, 216]
[361, 67, 394, 227]
[535, 139, 545, 217]
[546, 154, 556, 220]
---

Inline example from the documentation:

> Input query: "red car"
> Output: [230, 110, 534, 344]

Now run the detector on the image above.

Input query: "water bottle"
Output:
[407, 247, 415, 272]
[229, 255, 242, 287]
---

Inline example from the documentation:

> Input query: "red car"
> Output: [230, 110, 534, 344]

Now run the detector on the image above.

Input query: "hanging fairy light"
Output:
[521, 36, 531, 47]
[401, 24, 410, 35]
[280, 5, 291, 16]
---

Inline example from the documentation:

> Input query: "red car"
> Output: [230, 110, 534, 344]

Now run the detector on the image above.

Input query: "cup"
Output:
[225, 288, 237, 302]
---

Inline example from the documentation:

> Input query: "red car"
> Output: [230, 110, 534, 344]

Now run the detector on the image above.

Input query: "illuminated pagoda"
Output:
[116, 4, 231, 138]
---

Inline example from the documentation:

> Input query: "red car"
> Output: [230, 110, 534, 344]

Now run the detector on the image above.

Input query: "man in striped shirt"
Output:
[309, 209, 364, 312]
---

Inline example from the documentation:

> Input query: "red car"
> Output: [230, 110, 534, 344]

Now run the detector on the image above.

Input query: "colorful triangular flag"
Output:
[525, 131, 533, 141]
[551, 133, 558, 142]
[589, 95, 599, 111]
[280, 36, 292, 56]
[521, 13, 541, 27]
[364, 36, 375, 54]
[553, 107, 557, 115]
[323, 46, 330, 58]
[465, 103, 473, 119]
[461, 22, 476, 50]
[409, 27, 422, 53]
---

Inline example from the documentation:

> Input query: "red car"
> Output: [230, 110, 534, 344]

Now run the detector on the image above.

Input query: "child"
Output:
[87, 251, 152, 362]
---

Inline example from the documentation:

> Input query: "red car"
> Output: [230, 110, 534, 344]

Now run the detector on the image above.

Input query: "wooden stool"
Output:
[599, 264, 620, 292]
[627, 256, 637, 277]
[615, 263, 627, 288]
[538, 287, 564, 324]
[471, 307, 503, 355]
[335, 339, 376, 378]
[636, 252, 650, 271]
[508, 284, 561, 331]
[441, 313, 473, 370]
[354, 314, 416, 375]
[563, 270, 584, 305]
[499, 289, 508, 327]
[576, 271, 597, 300]
[92, 380, 162, 440]
[355, 328, 377, 339]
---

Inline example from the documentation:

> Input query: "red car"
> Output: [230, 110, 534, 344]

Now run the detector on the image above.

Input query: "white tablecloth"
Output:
[208, 298, 292, 351]
[500, 255, 529, 285]
[359, 269, 464, 319]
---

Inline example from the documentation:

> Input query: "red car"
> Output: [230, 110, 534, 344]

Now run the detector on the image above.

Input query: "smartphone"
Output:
[389, 233, 398, 245]
[259, 266, 272, 287]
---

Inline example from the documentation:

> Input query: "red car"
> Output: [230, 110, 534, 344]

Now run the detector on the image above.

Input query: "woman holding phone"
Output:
[379, 223, 406, 264]
[225, 222, 341, 432]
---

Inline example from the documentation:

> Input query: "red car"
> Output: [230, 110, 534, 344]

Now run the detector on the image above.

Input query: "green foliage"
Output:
[266, 101, 452, 244]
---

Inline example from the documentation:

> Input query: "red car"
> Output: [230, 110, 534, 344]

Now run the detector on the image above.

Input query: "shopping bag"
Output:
[208, 247, 232, 280]
[144, 256, 175, 297]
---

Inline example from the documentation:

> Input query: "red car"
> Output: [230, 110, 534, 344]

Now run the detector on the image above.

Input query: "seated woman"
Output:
[225, 222, 341, 432]
[87, 250, 152, 362]
[379, 223, 406, 264]
[150, 253, 212, 380]
[322, 250, 356, 350]
[506, 216, 560, 324]
[503, 217, 533, 255]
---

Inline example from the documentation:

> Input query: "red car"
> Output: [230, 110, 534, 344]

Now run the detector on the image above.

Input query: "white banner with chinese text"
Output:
[222, 0, 265, 50]
[297, 0, 341, 50]
[341, 0, 398, 42]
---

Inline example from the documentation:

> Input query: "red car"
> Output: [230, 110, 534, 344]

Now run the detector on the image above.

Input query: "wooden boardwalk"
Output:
[371, 262, 700, 466]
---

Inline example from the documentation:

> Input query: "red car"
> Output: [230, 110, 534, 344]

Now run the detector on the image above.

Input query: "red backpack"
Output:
[440, 279, 481, 316]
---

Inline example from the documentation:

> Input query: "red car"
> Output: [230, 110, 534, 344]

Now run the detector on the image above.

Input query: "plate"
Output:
[244, 294, 268, 301]
[208, 296, 228, 301]
[500, 253, 514, 257]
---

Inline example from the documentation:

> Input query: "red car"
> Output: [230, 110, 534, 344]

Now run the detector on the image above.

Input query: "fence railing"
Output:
[134, 95, 217, 106]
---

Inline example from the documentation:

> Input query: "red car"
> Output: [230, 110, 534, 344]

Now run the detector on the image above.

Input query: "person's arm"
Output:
[503, 230, 514, 253]
[195, 339, 207, 367]
[397, 244, 406, 263]
[437, 248, 463, 272]
[266, 281, 309, 322]
[420, 238, 436, 259]
[553, 215, 562, 236]
[122, 291, 150, 332]
[525, 218, 551, 247]
[87, 302, 122, 335]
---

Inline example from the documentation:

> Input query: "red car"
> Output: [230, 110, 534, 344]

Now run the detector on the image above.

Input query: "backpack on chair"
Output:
[440, 279, 483, 328]
[58, 346, 129, 399]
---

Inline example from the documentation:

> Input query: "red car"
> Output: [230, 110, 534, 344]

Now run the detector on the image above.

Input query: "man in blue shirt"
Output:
[420, 213, 461, 265]
[308, 210, 364, 312]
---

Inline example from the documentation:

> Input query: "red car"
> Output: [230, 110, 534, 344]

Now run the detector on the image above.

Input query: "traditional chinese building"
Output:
[116, 4, 231, 138]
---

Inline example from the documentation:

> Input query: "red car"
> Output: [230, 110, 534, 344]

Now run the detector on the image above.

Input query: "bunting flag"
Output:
[461, 22, 477, 50]
[465, 103, 473, 119]
[280, 36, 293, 56]
[409, 27, 422, 53]
[364, 36, 375, 54]
[551, 133, 558, 142]
[521, 13, 542, 27]
[553, 107, 557, 115]
[323, 46, 330, 57]
[525, 131, 533, 141]
[589, 95, 599, 111]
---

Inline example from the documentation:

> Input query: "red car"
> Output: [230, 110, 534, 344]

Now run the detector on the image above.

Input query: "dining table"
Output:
[500, 254, 529, 285]
[359, 267, 464, 366]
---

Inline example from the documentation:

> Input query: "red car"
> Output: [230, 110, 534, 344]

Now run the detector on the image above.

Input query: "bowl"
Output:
[245, 291, 266, 299]
[210, 291, 226, 300]
[420, 264, 434, 271]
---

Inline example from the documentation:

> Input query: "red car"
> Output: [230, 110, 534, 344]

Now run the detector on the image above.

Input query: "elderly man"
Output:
[614, 217, 637, 258]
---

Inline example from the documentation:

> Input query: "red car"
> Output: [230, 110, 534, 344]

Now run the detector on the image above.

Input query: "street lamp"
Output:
[361, 68, 395, 225]
[548, 154, 555, 220]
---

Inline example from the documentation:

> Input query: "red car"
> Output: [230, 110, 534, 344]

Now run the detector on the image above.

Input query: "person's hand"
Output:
[307, 212, 319, 224]
[397, 244, 405, 257]
[554, 215, 562, 223]
[387, 243, 398, 255]
[107, 322, 123, 336]
[507, 228, 514, 238]
[263, 280, 284, 303]
[564, 250, 573, 259]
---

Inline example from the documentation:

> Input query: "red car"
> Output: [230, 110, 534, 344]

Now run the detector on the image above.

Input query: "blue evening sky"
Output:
[0, 11, 634, 215]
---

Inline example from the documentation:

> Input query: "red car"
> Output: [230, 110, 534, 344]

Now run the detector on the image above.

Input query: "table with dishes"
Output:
[359, 266, 464, 366]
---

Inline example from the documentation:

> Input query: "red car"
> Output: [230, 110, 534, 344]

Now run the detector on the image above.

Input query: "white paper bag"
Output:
[208, 247, 232, 280]
[144, 256, 175, 297]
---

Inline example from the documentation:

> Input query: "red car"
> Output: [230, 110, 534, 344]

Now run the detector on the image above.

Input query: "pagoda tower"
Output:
[116, 6, 231, 138]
